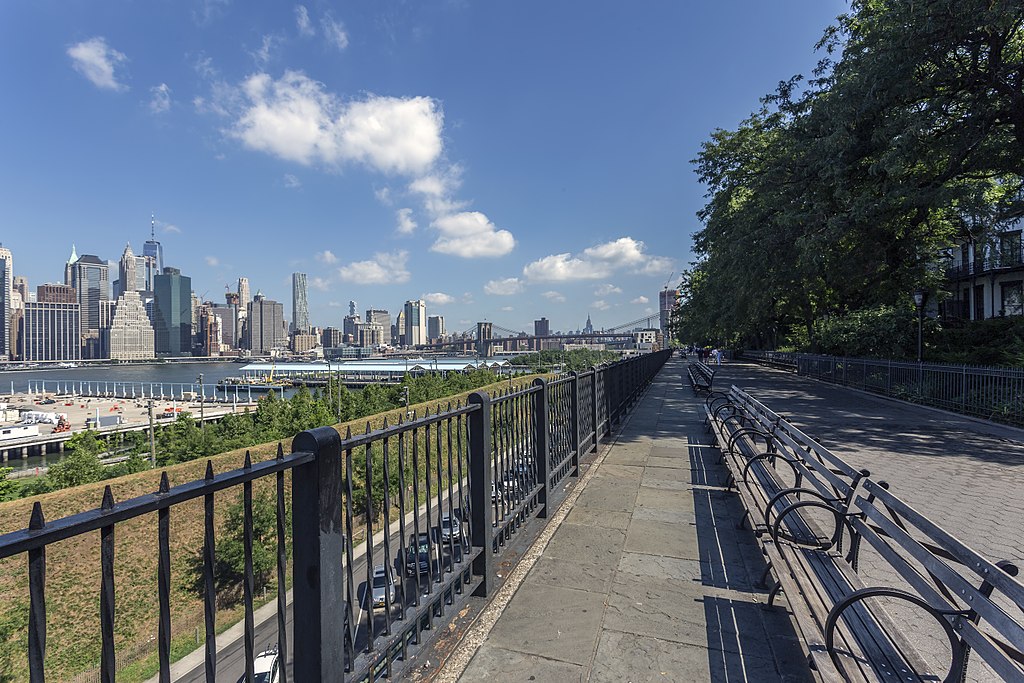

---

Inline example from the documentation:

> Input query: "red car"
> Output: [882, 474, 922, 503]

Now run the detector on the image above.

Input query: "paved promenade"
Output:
[441, 358, 1024, 682]
[442, 356, 811, 682]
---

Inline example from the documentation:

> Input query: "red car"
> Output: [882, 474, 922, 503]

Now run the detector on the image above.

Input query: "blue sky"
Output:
[0, 0, 847, 333]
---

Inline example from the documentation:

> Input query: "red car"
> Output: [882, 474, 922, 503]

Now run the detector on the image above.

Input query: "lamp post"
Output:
[197, 373, 205, 430]
[913, 289, 928, 363]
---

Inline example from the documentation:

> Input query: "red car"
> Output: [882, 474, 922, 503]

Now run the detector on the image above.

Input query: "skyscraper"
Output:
[349, 300, 357, 317]
[153, 267, 192, 356]
[659, 288, 679, 336]
[116, 243, 137, 299]
[248, 294, 285, 355]
[13, 276, 29, 303]
[21, 302, 81, 362]
[105, 291, 155, 360]
[366, 309, 391, 344]
[0, 246, 11, 359]
[143, 215, 164, 275]
[238, 277, 251, 309]
[292, 272, 310, 333]
[69, 254, 110, 336]
[583, 314, 594, 335]
[427, 315, 445, 341]
[404, 299, 426, 346]
[64, 244, 78, 287]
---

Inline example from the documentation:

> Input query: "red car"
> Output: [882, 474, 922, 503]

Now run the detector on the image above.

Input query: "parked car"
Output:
[370, 564, 397, 608]
[405, 529, 441, 577]
[440, 513, 463, 545]
[238, 645, 280, 683]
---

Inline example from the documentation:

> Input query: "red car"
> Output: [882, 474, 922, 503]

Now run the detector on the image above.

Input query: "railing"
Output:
[0, 349, 671, 682]
[743, 350, 1024, 427]
[946, 250, 1024, 279]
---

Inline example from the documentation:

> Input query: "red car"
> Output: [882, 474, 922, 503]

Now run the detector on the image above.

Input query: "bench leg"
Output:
[736, 509, 750, 531]
[757, 562, 773, 589]
[766, 581, 784, 608]
[723, 472, 735, 490]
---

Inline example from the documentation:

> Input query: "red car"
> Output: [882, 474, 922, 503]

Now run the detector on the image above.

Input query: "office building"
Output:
[534, 317, 550, 338]
[343, 313, 361, 341]
[393, 310, 405, 347]
[291, 332, 318, 353]
[21, 302, 81, 362]
[38, 284, 76, 304]
[404, 299, 426, 347]
[105, 291, 155, 360]
[116, 244, 137, 299]
[248, 294, 286, 355]
[583, 314, 594, 335]
[238, 277, 251, 309]
[69, 253, 110, 348]
[292, 272, 310, 333]
[659, 288, 679, 336]
[64, 244, 78, 288]
[210, 303, 237, 349]
[427, 315, 445, 341]
[153, 267, 192, 356]
[0, 246, 11, 359]
[365, 309, 391, 344]
[143, 215, 164, 275]
[357, 322, 385, 347]
[322, 327, 343, 348]
[13, 276, 28, 304]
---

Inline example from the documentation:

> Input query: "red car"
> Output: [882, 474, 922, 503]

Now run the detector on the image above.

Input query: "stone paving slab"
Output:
[454, 357, 811, 682]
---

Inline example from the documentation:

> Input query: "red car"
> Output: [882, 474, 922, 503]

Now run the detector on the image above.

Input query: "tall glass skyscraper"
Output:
[292, 272, 309, 333]
[153, 267, 192, 356]
[143, 215, 164, 275]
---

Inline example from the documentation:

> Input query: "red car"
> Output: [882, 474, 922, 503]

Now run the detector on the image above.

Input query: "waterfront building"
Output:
[427, 315, 445, 341]
[143, 215, 164, 275]
[357, 322, 385, 347]
[291, 332, 318, 354]
[69, 255, 110, 355]
[248, 294, 285, 355]
[659, 288, 679, 336]
[404, 299, 426, 347]
[292, 272, 310, 333]
[105, 291, 156, 360]
[0, 246, 11, 359]
[153, 267, 192, 356]
[322, 326, 343, 349]
[20, 302, 81, 362]
[210, 303, 237, 349]
[37, 283, 76, 304]
[366, 309, 391, 344]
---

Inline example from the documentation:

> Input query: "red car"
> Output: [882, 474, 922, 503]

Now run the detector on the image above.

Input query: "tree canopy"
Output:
[680, 0, 1024, 350]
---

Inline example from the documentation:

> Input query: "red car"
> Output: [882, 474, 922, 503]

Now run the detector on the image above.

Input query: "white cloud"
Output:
[315, 250, 338, 264]
[594, 284, 622, 296]
[232, 71, 443, 176]
[295, 5, 314, 37]
[431, 211, 515, 258]
[149, 83, 171, 113]
[67, 37, 129, 92]
[205, 256, 220, 267]
[375, 187, 392, 204]
[310, 276, 330, 291]
[592, 300, 610, 311]
[396, 208, 417, 235]
[523, 237, 672, 282]
[155, 220, 181, 234]
[192, 0, 230, 26]
[422, 292, 454, 305]
[631, 295, 650, 305]
[321, 14, 349, 50]
[283, 173, 302, 188]
[541, 290, 566, 303]
[500, 306, 515, 312]
[484, 277, 523, 296]
[328, 301, 343, 307]
[251, 34, 282, 67]
[337, 250, 409, 284]
[408, 165, 467, 216]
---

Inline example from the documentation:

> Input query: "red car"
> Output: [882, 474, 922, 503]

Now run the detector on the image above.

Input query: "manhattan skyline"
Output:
[0, 1, 846, 331]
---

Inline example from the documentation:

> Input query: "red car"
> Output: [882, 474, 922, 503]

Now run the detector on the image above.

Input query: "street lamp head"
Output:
[913, 289, 927, 308]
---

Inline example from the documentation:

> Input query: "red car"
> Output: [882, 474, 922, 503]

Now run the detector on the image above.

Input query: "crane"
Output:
[663, 272, 675, 290]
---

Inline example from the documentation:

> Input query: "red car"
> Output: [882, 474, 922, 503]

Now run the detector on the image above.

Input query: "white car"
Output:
[238, 645, 280, 683]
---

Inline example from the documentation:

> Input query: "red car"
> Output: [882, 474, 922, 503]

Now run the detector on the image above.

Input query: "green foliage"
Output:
[187, 490, 278, 606]
[681, 1, 1024, 348]
[928, 318, 1024, 367]
[46, 432, 104, 489]
[813, 306, 924, 359]
[0, 468, 18, 503]
[514, 349, 619, 372]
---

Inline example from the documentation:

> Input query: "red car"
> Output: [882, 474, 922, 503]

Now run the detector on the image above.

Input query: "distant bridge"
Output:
[416, 314, 661, 353]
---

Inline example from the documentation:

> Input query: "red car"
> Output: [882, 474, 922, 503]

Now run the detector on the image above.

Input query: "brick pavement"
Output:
[443, 357, 811, 682]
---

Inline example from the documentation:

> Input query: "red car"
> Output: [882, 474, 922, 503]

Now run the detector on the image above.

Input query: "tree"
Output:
[47, 431, 105, 489]
[0, 468, 18, 503]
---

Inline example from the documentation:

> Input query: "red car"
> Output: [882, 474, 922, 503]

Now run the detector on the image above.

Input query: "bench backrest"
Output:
[851, 479, 1024, 681]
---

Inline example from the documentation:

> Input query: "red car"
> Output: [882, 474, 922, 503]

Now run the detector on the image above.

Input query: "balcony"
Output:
[946, 247, 1024, 279]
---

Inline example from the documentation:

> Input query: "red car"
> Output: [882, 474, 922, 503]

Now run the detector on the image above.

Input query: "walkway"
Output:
[443, 356, 811, 682]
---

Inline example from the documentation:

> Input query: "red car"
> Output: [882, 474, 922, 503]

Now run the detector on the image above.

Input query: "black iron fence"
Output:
[744, 350, 1024, 427]
[0, 349, 671, 682]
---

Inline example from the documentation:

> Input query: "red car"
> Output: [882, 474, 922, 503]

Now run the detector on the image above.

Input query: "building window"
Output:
[1001, 280, 1024, 317]
[1000, 231, 1022, 267]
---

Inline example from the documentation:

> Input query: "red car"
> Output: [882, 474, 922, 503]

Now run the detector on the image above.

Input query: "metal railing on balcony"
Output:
[0, 349, 671, 683]
[946, 249, 1024, 279]
[744, 350, 1024, 428]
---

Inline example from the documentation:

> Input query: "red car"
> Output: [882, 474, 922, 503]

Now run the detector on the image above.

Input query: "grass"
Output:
[0, 376, 540, 683]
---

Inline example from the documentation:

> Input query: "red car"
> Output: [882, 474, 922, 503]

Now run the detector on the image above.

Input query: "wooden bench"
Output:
[703, 386, 1024, 682]
[686, 361, 716, 395]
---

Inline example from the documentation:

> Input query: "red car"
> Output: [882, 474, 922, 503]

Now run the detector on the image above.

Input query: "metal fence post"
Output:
[532, 378, 550, 518]
[591, 365, 601, 444]
[603, 366, 613, 438]
[568, 371, 580, 476]
[291, 426, 345, 682]
[468, 392, 494, 597]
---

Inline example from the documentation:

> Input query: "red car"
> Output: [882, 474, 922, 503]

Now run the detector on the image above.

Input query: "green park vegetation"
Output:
[514, 348, 620, 372]
[677, 1, 1024, 365]
[0, 370, 540, 682]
